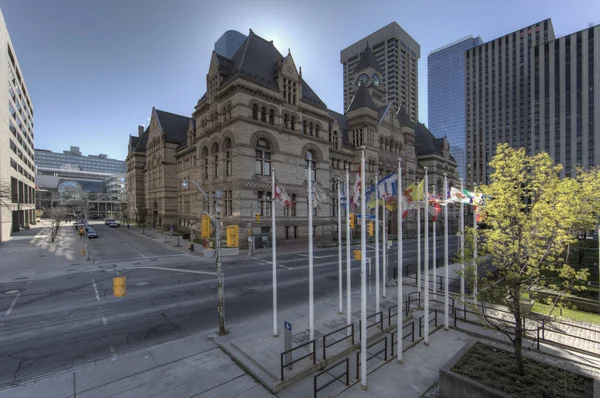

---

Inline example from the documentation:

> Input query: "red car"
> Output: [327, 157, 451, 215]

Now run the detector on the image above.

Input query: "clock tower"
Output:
[347, 43, 386, 109]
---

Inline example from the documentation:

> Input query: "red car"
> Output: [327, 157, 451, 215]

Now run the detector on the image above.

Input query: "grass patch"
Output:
[452, 342, 593, 397]
[532, 302, 600, 324]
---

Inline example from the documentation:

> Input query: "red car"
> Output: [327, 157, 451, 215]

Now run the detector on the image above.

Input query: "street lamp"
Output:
[182, 179, 226, 335]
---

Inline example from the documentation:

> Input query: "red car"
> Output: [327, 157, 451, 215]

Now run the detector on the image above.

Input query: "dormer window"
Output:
[282, 77, 297, 105]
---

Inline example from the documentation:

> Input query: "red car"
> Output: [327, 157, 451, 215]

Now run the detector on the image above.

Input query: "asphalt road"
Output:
[0, 224, 459, 387]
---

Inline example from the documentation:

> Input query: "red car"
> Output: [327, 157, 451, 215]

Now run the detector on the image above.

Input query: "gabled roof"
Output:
[415, 122, 445, 157]
[397, 104, 414, 128]
[155, 109, 191, 145]
[329, 109, 351, 148]
[352, 43, 383, 75]
[377, 104, 392, 126]
[130, 127, 148, 153]
[347, 85, 378, 113]
[301, 78, 327, 109]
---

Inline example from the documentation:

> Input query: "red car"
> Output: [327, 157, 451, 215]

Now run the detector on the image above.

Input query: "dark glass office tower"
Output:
[428, 35, 483, 181]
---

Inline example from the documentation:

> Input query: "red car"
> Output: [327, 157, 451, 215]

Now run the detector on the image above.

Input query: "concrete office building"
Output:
[0, 9, 35, 242]
[35, 146, 126, 174]
[428, 35, 483, 181]
[466, 19, 600, 185]
[214, 30, 247, 59]
[341, 22, 420, 122]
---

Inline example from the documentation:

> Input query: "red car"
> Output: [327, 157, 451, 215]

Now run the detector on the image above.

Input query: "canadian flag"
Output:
[274, 184, 293, 207]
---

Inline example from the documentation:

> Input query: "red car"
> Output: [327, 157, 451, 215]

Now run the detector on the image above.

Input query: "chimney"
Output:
[138, 125, 144, 137]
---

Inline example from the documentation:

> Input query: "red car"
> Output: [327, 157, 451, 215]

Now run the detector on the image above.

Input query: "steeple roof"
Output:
[396, 104, 414, 128]
[352, 43, 383, 75]
[347, 85, 378, 113]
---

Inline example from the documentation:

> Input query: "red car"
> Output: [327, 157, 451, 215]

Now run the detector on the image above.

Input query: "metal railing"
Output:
[322, 324, 355, 360]
[359, 311, 383, 340]
[429, 295, 456, 317]
[388, 301, 409, 327]
[536, 320, 600, 357]
[280, 339, 316, 381]
[390, 321, 416, 356]
[419, 309, 439, 337]
[355, 336, 388, 379]
[313, 357, 350, 398]
[407, 291, 421, 310]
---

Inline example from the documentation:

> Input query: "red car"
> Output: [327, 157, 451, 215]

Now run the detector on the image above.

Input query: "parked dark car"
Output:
[87, 228, 98, 238]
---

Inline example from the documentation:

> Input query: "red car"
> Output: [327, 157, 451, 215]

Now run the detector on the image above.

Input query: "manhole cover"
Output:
[4, 290, 20, 294]
[234, 288, 255, 296]
[135, 282, 149, 286]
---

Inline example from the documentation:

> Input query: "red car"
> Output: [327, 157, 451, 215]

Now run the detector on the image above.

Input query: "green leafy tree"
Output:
[462, 144, 598, 375]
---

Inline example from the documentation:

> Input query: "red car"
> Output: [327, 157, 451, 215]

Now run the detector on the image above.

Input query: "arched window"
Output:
[284, 114, 289, 129]
[305, 150, 316, 181]
[224, 138, 232, 176]
[290, 116, 295, 130]
[255, 139, 271, 176]
[309, 122, 313, 136]
[303, 120, 307, 135]
[315, 124, 320, 138]
[260, 106, 266, 122]
[269, 109, 275, 125]
[252, 104, 258, 120]
[212, 143, 219, 178]
[227, 104, 232, 120]
[332, 131, 339, 149]
[202, 147, 209, 180]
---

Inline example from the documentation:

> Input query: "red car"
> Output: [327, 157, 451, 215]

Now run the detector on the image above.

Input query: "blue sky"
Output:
[2, 0, 598, 161]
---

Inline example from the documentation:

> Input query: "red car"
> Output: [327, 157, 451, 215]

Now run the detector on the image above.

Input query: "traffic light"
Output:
[349, 214, 355, 229]
[255, 213, 260, 223]
[368, 222, 374, 236]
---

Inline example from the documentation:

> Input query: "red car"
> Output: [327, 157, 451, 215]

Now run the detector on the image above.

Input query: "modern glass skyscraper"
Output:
[428, 35, 483, 181]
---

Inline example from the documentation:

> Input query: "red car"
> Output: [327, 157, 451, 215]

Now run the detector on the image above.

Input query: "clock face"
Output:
[372, 73, 380, 87]
[356, 73, 369, 86]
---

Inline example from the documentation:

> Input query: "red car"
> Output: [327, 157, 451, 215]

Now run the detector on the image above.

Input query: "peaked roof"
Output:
[130, 127, 148, 153]
[352, 44, 383, 75]
[377, 104, 392, 125]
[328, 110, 351, 148]
[415, 122, 446, 157]
[155, 109, 191, 145]
[347, 85, 378, 113]
[397, 105, 414, 128]
[209, 29, 326, 108]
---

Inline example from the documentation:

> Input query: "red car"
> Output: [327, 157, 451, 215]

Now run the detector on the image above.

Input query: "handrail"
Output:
[322, 324, 355, 360]
[407, 291, 421, 310]
[388, 300, 409, 327]
[280, 338, 316, 381]
[355, 336, 388, 379]
[359, 311, 383, 340]
[313, 357, 350, 398]
[391, 321, 415, 356]
[419, 309, 438, 337]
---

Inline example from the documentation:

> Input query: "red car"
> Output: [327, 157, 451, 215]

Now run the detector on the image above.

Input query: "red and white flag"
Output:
[350, 165, 361, 209]
[274, 184, 293, 207]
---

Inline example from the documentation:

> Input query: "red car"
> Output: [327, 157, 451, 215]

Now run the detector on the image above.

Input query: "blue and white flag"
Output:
[377, 173, 398, 200]
[340, 185, 347, 210]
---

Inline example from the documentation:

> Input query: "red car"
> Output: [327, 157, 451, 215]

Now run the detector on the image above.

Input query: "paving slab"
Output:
[0, 371, 74, 398]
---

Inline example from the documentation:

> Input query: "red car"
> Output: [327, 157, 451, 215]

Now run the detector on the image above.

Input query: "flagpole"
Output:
[424, 168, 430, 345]
[360, 147, 367, 389]
[346, 167, 351, 336]
[417, 202, 421, 295]
[443, 174, 449, 330]
[375, 172, 380, 314]
[272, 168, 277, 337]
[337, 177, 343, 314]
[460, 179, 465, 310]
[473, 185, 478, 307]
[397, 158, 403, 363]
[432, 184, 437, 296]
[307, 161, 314, 343]
[382, 195, 387, 299]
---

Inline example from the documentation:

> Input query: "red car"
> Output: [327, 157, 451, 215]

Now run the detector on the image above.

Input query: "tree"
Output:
[462, 144, 598, 375]
[46, 206, 68, 242]
[0, 181, 12, 211]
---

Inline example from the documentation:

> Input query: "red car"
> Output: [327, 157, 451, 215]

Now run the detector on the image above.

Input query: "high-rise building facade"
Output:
[214, 30, 247, 59]
[466, 19, 600, 185]
[466, 19, 557, 185]
[341, 22, 420, 122]
[35, 146, 126, 174]
[428, 35, 483, 181]
[0, 9, 35, 242]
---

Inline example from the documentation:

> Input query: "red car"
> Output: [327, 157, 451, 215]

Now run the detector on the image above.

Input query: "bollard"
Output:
[113, 274, 126, 297]
[189, 243, 194, 252]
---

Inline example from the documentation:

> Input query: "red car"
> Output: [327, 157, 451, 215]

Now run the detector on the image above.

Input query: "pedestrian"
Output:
[79, 228, 84, 239]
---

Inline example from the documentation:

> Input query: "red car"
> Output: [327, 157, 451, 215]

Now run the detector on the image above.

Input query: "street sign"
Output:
[357, 214, 376, 220]
[284, 321, 292, 369]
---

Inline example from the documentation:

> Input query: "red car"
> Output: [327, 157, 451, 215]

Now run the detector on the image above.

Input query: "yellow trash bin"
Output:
[113, 276, 126, 297]
[353, 249, 361, 260]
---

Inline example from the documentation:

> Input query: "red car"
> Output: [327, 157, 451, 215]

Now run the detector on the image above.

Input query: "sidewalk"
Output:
[0, 221, 93, 283]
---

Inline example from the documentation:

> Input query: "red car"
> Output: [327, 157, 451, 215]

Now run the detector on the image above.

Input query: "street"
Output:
[0, 223, 459, 388]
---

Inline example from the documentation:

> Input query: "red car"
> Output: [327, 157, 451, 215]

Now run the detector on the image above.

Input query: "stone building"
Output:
[126, 30, 458, 246]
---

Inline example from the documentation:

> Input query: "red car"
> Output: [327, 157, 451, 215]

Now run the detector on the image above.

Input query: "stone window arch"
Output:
[260, 106, 266, 122]
[269, 109, 275, 125]
[255, 139, 271, 176]
[224, 138, 232, 176]
[227, 104, 232, 120]
[252, 104, 258, 120]
[309, 122, 314, 136]
[332, 130, 339, 149]
[284, 113, 289, 129]
[303, 120, 307, 135]
[212, 143, 219, 178]
[315, 124, 320, 138]
[202, 146, 209, 180]
[290, 116, 296, 130]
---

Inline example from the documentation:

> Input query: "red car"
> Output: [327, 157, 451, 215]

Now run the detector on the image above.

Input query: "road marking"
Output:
[109, 346, 118, 361]
[91, 278, 119, 361]
[92, 280, 101, 302]
[124, 243, 147, 258]
[102, 316, 108, 325]
[4, 281, 31, 317]
[131, 266, 216, 276]
[94, 254, 184, 265]
[298, 254, 332, 259]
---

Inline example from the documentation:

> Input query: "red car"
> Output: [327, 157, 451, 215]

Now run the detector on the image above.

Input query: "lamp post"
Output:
[183, 179, 226, 335]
